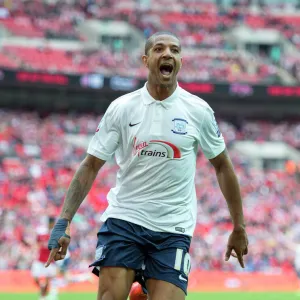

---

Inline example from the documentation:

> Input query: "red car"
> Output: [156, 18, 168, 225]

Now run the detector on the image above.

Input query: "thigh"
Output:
[98, 267, 135, 300]
[90, 218, 146, 275]
[146, 279, 185, 300]
[143, 233, 191, 296]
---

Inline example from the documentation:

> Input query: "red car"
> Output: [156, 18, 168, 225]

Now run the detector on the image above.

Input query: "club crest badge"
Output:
[172, 118, 188, 135]
[212, 117, 221, 137]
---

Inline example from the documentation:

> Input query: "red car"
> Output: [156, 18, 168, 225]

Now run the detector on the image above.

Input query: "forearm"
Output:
[60, 160, 99, 222]
[216, 162, 245, 229]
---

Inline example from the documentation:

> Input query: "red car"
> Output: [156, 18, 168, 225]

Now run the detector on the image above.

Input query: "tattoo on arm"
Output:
[60, 161, 99, 221]
[211, 149, 245, 229]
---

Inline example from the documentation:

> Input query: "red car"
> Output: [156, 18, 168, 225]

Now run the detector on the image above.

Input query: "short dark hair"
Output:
[144, 31, 180, 55]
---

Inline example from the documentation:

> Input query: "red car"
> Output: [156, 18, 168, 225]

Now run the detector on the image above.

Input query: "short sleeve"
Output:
[198, 108, 226, 159]
[87, 101, 121, 161]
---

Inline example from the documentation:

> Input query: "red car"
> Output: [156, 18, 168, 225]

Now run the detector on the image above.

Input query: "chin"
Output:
[158, 76, 175, 87]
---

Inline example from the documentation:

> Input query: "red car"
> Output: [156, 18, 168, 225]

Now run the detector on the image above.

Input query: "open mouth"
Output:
[159, 63, 174, 76]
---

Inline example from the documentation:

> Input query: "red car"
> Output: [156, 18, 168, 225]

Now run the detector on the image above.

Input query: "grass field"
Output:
[1, 292, 300, 300]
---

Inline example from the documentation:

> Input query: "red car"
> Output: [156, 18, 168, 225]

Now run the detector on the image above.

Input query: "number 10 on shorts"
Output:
[174, 249, 191, 276]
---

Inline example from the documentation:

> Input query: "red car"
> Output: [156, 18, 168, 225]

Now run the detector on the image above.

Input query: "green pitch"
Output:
[1, 292, 300, 300]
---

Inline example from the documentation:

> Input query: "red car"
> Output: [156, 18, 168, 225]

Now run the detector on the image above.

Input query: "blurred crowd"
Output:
[0, 0, 300, 82]
[69, 49, 280, 83]
[0, 109, 300, 274]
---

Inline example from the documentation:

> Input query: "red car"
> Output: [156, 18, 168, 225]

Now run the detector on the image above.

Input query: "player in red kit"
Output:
[31, 217, 57, 300]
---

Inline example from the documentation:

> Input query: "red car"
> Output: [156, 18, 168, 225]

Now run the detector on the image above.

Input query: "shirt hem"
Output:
[205, 144, 226, 160]
[87, 148, 111, 161]
[100, 213, 193, 237]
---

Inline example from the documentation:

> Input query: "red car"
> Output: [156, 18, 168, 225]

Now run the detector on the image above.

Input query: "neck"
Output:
[146, 79, 177, 101]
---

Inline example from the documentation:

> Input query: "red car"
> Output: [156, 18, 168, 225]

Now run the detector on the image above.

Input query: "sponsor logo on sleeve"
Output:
[95, 118, 104, 133]
[212, 117, 221, 137]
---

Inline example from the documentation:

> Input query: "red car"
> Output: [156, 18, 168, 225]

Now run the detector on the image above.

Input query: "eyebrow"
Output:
[152, 43, 181, 49]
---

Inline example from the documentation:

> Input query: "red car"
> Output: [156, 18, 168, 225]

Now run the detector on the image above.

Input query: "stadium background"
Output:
[0, 0, 300, 299]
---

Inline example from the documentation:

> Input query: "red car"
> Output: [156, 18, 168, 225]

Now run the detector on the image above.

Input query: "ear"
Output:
[180, 57, 183, 69]
[142, 55, 149, 68]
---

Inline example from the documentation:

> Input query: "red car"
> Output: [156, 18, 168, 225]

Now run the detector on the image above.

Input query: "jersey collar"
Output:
[141, 82, 179, 109]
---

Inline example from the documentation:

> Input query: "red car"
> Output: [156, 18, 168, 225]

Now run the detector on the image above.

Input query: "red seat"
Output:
[0, 18, 44, 38]
[0, 53, 18, 68]
[3, 46, 76, 72]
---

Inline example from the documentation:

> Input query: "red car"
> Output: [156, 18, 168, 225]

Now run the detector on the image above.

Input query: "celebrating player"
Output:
[45, 31, 248, 300]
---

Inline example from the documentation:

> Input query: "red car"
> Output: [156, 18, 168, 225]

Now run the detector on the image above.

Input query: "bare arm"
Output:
[45, 154, 105, 266]
[60, 154, 106, 222]
[209, 149, 245, 230]
[209, 149, 248, 267]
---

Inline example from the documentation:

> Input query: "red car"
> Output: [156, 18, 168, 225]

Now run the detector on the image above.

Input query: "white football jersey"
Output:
[87, 83, 225, 236]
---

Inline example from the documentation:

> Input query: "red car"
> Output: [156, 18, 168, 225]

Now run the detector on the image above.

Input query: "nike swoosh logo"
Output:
[129, 122, 141, 127]
[179, 274, 187, 282]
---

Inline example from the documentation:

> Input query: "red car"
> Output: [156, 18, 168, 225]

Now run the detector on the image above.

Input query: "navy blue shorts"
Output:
[89, 218, 191, 295]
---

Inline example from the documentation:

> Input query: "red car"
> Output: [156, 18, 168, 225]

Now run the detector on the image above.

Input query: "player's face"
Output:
[142, 35, 182, 87]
